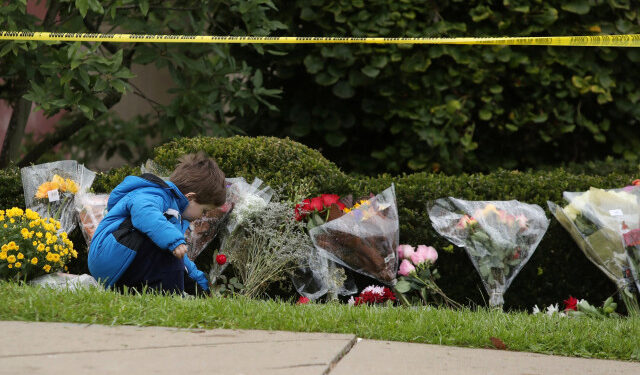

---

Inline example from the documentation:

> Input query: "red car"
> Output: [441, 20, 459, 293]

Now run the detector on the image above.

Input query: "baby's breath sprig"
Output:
[0, 207, 77, 281]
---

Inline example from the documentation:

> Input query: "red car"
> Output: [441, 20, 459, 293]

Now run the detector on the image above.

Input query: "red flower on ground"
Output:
[633, 179, 640, 186]
[215, 254, 227, 265]
[297, 296, 310, 304]
[563, 296, 578, 311]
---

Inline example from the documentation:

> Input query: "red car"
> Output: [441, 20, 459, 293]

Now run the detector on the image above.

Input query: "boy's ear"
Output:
[185, 192, 197, 201]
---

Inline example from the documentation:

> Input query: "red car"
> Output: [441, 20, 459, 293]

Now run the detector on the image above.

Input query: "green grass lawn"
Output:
[1, 281, 639, 361]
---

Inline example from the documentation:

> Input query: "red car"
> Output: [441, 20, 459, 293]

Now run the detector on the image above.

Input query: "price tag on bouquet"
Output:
[47, 189, 60, 202]
[609, 209, 624, 217]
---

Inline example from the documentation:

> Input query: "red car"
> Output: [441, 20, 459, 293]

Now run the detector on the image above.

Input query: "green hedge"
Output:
[236, 0, 640, 175]
[3, 136, 638, 311]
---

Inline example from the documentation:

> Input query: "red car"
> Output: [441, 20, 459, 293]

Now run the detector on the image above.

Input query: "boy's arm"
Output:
[183, 256, 210, 291]
[129, 192, 186, 252]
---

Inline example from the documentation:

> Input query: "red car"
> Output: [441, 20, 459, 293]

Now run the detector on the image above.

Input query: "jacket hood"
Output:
[107, 174, 189, 213]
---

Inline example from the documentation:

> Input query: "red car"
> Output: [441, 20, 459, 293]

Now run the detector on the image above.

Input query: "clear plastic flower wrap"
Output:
[21, 160, 96, 234]
[224, 177, 274, 233]
[428, 198, 549, 308]
[309, 185, 399, 285]
[290, 246, 357, 300]
[548, 186, 640, 315]
[140, 159, 237, 261]
[185, 202, 233, 260]
[75, 193, 109, 246]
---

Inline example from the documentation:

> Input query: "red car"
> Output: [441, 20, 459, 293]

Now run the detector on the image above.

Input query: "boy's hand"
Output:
[172, 244, 187, 259]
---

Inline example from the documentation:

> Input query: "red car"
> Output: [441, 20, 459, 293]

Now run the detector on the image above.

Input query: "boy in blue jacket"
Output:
[88, 152, 226, 295]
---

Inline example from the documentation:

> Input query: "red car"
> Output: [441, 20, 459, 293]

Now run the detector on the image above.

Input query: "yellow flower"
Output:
[65, 178, 79, 194]
[43, 264, 51, 273]
[9, 218, 14, 223]
[17, 253, 24, 260]
[37, 244, 45, 252]
[7, 264, 12, 269]
[35, 181, 60, 199]
[46, 253, 54, 262]
[51, 254, 61, 262]
[31, 257, 38, 265]
[7, 255, 16, 263]
[3, 224, 7, 229]
[0, 252, 6, 260]
[15, 262, 21, 268]
[36, 232, 43, 238]
[25, 209, 39, 221]
[32, 241, 37, 246]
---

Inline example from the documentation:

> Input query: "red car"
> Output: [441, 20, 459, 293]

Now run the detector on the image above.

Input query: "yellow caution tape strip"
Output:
[1, 31, 640, 47]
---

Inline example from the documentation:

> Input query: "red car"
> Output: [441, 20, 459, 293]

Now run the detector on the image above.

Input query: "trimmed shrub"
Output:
[2, 136, 637, 311]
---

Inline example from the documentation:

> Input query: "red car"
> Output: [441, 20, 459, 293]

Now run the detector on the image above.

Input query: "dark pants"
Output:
[115, 238, 186, 295]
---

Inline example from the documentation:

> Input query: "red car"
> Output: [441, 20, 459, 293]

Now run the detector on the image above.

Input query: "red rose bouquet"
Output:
[309, 185, 399, 285]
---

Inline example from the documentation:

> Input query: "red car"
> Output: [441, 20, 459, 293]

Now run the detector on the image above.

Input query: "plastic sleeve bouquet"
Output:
[291, 193, 357, 300]
[429, 198, 549, 308]
[548, 185, 640, 315]
[309, 185, 399, 285]
[0, 207, 78, 281]
[75, 193, 109, 246]
[21, 160, 95, 234]
[184, 202, 232, 261]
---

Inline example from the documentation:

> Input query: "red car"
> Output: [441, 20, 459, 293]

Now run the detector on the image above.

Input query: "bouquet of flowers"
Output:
[309, 185, 399, 285]
[429, 198, 549, 308]
[21, 160, 95, 234]
[548, 184, 640, 315]
[394, 244, 460, 308]
[224, 177, 273, 233]
[0, 207, 78, 281]
[75, 193, 109, 246]
[184, 201, 232, 261]
[347, 285, 396, 306]
[291, 193, 356, 300]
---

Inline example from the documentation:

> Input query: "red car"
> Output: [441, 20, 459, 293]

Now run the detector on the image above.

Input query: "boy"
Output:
[88, 152, 226, 295]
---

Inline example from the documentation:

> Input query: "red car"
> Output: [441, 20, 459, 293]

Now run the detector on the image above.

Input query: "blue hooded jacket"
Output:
[88, 174, 209, 291]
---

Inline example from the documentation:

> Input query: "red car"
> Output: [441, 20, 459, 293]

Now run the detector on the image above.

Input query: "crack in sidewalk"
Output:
[0, 337, 351, 359]
[322, 336, 359, 375]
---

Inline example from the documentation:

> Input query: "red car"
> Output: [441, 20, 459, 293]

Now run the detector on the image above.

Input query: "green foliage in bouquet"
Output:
[2, 136, 638, 310]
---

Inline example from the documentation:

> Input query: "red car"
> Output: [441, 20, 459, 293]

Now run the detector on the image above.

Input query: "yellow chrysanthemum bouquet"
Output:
[21, 161, 95, 234]
[0, 208, 77, 281]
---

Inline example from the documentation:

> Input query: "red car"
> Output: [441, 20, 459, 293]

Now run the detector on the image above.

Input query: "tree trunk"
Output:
[0, 97, 32, 168]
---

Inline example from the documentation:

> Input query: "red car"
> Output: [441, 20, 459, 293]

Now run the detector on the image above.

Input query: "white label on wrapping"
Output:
[609, 209, 624, 217]
[47, 189, 60, 202]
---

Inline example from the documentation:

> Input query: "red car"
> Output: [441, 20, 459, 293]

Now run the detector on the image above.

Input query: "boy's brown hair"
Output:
[169, 152, 226, 206]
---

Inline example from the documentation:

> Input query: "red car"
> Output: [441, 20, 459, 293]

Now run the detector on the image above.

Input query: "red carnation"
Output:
[297, 296, 310, 304]
[563, 296, 578, 311]
[215, 254, 227, 265]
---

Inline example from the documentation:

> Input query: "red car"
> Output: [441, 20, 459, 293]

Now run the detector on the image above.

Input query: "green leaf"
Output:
[303, 55, 324, 74]
[332, 81, 354, 99]
[252, 69, 263, 88]
[479, 109, 492, 121]
[361, 65, 380, 78]
[76, 0, 89, 18]
[394, 280, 411, 293]
[562, 1, 591, 15]
[324, 132, 347, 147]
[139, 0, 150, 16]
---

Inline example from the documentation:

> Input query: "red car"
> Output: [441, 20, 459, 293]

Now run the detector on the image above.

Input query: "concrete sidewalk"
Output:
[1, 321, 639, 375]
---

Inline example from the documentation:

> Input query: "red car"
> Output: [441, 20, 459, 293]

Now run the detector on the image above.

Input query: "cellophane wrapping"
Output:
[429, 198, 549, 307]
[75, 193, 109, 246]
[309, 185, 399, 285]
[21, 160, 95, 234]
[548, 186, 640, 314]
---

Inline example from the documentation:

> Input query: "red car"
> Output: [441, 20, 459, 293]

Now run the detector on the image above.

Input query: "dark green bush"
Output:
[2, 136, 637, 311]
[236, 0, 640, 175]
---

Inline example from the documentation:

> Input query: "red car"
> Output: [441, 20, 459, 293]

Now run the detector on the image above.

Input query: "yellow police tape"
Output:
[1, 31, 640, 47]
